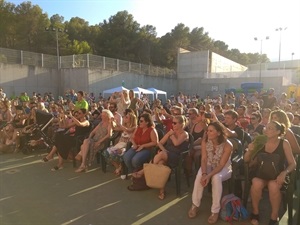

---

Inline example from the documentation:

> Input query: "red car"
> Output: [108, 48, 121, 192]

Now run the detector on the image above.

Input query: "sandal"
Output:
[75, 166, 87, 173]
[250, 213, 260, 225]
[207, 213, 218, 224]
[42, 157, 49, 162]
[114, 169, 121, 176]
[158, 191, 166, 200]
[188, 204, 199, 218]
[132, 171, 144, 178]
[268, 218, 278, 225]
[51, 166, 63, 171]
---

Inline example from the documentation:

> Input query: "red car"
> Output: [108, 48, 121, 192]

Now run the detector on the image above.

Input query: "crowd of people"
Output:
[0, 86, 299, 225]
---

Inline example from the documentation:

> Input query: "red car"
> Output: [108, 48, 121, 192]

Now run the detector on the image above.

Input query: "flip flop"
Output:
[158, 191, 166, 200]
[51, 166, 63, 171]
[42, 157, 49, 162]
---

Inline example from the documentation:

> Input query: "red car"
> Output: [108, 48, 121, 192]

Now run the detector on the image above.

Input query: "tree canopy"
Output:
[0, 0, 269, 69]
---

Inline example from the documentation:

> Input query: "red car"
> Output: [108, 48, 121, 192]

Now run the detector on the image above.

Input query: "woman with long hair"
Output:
[269, 109, 300, 154]
[103, 112, 137, 176]
[244, 121, 296, 225]
[188, 121, 232, 224]
[123, 113, 158, 173]
[128, 90, 144, 116]
[152, 115, 189, 199]
[51, 108, 90, 171]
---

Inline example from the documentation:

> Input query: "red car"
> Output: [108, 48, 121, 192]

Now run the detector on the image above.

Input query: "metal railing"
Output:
[0, 47, 176, 77]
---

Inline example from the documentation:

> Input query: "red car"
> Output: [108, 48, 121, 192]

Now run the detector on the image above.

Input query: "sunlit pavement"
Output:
[0, 152, 298, 225]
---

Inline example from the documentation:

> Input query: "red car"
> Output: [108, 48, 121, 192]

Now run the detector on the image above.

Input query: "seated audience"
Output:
[185, 109, 207, 176]
[149, 115, 189, 199]
[75, 109, 114, 172]
[244, 121, 296, 225]
[270, 109, 300, 154]
[188, 121, 232, 224]
[246, 111, 265, 139]
[103, 112, 137, 176]
[123, 113, 158, 173]
[50, 108, 90, 171]
[0, 122, 19, 153]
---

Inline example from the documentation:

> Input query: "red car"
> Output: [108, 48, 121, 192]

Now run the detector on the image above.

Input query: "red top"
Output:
[162, 118, 173, 132]
[134, 127, 154, 145]
[237, 116, 250, 130]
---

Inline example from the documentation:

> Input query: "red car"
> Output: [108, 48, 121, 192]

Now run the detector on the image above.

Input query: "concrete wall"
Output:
[177, 50, 209, 79]
[0, 63, 177, 98]
[0, 63, 59, 97]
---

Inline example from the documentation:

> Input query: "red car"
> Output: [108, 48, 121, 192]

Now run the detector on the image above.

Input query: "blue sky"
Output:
[9, 0, 300, 62]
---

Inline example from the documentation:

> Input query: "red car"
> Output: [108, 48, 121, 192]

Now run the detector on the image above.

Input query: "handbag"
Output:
[143, 163, 171, 189]
[256, 152, 280, 180]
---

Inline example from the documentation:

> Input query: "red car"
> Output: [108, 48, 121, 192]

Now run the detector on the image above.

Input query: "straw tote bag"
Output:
[143, 163, 171, 189]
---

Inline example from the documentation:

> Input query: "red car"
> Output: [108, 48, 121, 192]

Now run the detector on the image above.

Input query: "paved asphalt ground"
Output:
[0, 151, 298, 225]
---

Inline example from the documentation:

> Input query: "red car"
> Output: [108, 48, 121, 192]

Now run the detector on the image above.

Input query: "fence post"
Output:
[20, 50, 23, 65]
[103, 57, 106, 70]
[117, 59, 119, 71]
[41, 54, 44, 67]
[87, 54, 89, 68]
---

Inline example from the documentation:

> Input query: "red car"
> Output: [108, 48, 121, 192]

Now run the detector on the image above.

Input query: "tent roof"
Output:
[132, 87, 154, 95]
[147, 87, 167, 95]
[103, 86, 129, 95]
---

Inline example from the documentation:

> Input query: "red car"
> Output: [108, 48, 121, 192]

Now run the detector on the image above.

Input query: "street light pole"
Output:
[45, 27, 67, 96]
[275, 27, 287, 71]
[55, 28, 59, 69]
[45, 27, 67, 69]
[254, 36, 269, 82]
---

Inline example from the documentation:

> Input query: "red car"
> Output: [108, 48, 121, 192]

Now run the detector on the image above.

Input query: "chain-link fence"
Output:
[0, 47, 176, 77]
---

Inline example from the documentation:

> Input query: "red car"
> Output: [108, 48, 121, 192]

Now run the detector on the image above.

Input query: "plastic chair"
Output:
[170, 133, 194, 196]
[228, 138, 245, 198]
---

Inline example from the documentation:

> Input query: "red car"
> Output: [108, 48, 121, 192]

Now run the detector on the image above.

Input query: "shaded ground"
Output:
[0, 152, 298, 225]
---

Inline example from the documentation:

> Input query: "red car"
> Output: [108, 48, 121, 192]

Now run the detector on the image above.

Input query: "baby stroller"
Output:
[20, 110, 55, 154]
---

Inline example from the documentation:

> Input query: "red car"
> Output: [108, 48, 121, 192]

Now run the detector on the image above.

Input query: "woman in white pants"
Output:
[188, 121, 232, 224]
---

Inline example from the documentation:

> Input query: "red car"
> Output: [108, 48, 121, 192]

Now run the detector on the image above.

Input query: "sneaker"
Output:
[188, 204, 198, 218]
[208, 213, 218, 224]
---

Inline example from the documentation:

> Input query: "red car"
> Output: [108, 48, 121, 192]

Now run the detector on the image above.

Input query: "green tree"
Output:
[65, 17, 90, 42]
[135, 25, 158, 64]
[95, 10, 140, 61]
[0, 0, 17, 48]
[69, 40, 92, 54]
[158, 23, 190, 68]
[189, 27, 213, 51]
[14, 1, 49, 52]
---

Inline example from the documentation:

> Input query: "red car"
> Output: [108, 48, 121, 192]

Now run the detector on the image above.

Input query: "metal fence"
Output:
[0, 47, 176, 77]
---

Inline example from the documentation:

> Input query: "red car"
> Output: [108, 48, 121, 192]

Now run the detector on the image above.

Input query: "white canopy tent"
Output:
[102, 86, 129, 96]
[147, 87, 167, 100]
[132, 87, 154, 98]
